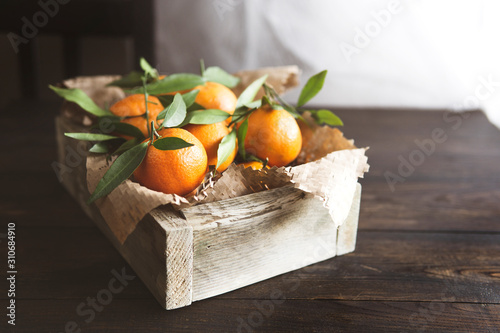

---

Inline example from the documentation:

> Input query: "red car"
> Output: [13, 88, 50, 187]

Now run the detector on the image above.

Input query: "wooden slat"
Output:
[222, 231, 500, 303]
[181, 185, 306, 228]
[359, 178, 500, 231]
[149, 208, 193, 309]
[9, 299, 500, 332]
[4, 228, 499, 304]
[183, 186, 341, 301]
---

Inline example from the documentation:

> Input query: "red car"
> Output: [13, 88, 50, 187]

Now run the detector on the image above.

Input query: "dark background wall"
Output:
[0, 0, 156, 110]
[0, 33, 133, 109]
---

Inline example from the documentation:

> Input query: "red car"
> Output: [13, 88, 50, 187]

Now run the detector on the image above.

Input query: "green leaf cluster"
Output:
[52, 57, 240, 204]
[295, 70, 343, 127]
[51, 58, 341, 204]
[229, 70, 342, 163]
[258, 70, 343, 127]
[108, 58, 240, 94]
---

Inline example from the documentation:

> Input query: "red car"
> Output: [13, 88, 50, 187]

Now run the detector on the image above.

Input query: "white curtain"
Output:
[156, 0, 500, 128]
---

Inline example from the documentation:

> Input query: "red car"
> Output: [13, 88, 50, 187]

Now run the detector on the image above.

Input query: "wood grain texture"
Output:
[2, 228, 499, 303]
[191, 187, 333, 301]
[359, 178, 500, 232]
[6, 299, 500, 333]
[149, 208, 194, 309]
[223, 231, 500, 303]
[2, 102, 500, 331]
[180, 185, 305, 229]
[185, 185, 358, 302]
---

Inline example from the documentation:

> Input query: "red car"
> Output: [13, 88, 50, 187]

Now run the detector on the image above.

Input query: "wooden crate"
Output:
[55, 115, 362, 310]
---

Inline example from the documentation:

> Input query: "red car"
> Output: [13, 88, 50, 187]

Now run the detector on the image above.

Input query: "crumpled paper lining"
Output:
[232, 65, 301, 99]
[289, 148, 369, 227]
[86, 154, 189, 243]
[186, 146, 369, 229]
[297, 112, 358, 164]
[61, 70, 369, 244]
[191, 164, 293, 204]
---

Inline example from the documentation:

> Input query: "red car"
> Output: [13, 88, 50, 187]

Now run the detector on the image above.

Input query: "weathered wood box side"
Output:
[56, 115, 361, 310]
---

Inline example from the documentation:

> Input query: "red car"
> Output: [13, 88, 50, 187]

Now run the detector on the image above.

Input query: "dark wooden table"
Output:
[1, 101, 500, 332]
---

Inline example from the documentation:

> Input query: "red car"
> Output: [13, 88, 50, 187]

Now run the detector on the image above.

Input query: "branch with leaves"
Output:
[229, 70, 343, 164]
[51, 58, 342, 204]
[51, 58, 242, 203]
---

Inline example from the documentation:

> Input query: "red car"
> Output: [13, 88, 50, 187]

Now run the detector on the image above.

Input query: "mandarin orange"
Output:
[243, 107, 302, 167]
[133, 128, 208, 196]
[184, 122, 237, 172]
[109, 94, 163, 138]
[193, 81, 237, 115]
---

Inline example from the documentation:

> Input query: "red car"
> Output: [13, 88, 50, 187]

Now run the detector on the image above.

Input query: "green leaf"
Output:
[140, 57, 158, 79]
[65, 133, 120, 141]
[157, 95, 175, 110]
[312, 109, 343, 126]
[157, 90, 198, 113]
[216, 128, 237, 170]
[264, 83, 298, 116]
[236, 74, 268, 108]
[187, 102, 204, 112]
[244, 100, 262, 109]
[237, 116, 249, 160]
[106, 71, 143, 88]
[184, 109, 230, 125]
[88, 141, 149, 204]
[297, 70, 327, 107]
[50, 86, 112, 117]
[261, 95, 273, 108]
[152, 137, 193, 150]
[181, 89, 199, 108]
[127, 74, 204, 95]
[230, 106, 253, 124]
[89, 142, 109, 153]
[114, 138, 140, 156]
[161, 93, 187, 128]
[203, 66, 240, 88]
[109, 122, 146, 140]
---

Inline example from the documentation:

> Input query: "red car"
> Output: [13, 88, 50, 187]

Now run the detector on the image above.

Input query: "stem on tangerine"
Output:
[149, 121, 155, 142]
[142, 75, 151, 138]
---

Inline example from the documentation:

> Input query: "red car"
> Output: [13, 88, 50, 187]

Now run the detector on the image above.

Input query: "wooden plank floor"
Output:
[1, 101, 500, 332]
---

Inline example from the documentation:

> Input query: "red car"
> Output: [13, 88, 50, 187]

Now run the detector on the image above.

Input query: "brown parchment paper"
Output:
[62, 68, 369, 244]
[232, 65, 301, 99]
[86, 154, 189, 243]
